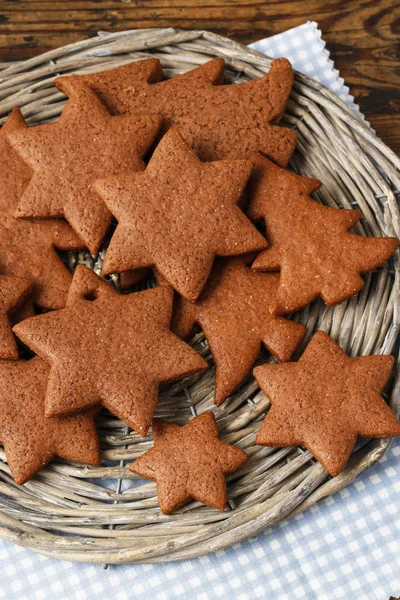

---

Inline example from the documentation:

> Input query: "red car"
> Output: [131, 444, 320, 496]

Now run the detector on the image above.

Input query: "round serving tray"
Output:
[0, 28, 398, 564]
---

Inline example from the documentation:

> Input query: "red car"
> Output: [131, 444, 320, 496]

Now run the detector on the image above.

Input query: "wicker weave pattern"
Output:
[0, 28, 398, 564]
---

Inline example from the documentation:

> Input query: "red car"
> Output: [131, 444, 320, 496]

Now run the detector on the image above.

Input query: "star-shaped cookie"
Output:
[60, 57, 297, 166]
[0, 275, 32, 359]
[0, 108, 86, 310]
[8, 79, 162, 254]
[254, 331, 400, 476]
[95, 129, 267, 302]
[131, 412, 248, 513]
[171, 257, 307, 406]
[248, 154, 399, 314]
[13, 266, 208, 435]
[0, 357, 100, 485]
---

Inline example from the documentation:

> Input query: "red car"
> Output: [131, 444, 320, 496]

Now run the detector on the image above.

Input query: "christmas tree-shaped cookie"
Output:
[248, 155, 399, 314]
[59, 57, 297, 166]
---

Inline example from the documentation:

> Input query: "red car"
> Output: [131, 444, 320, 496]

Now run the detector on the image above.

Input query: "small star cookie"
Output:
[131, 412, 248, 513]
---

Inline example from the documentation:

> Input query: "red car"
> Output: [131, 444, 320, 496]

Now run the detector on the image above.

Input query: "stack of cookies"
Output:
[0, 57, 398, 514]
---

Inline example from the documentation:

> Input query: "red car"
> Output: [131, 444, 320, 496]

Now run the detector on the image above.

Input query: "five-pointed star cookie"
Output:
[13, 266, 208, 435]
[95, 129, 267, 302]
[60, 57, 297, 166]
[248, 154, 399, 314]
[130, 412, 248, 513]
[0, 275, 32, 359]
[171, 257, 307, 406]
[0, 357, 100, 485]
[8, 78, 162, 254]
[254, 331, 400, 477]
[0, 107, 86, 310]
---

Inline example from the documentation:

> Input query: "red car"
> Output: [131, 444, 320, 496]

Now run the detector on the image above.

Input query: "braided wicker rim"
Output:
[0, 28, 398, 564]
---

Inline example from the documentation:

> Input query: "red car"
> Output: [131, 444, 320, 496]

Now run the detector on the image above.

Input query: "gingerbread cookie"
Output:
[131, 412, 248, 513]
[0, 108, 86, 310]
[170, 257, 306, 405]
[254, 331, 400, 476]
[0, 357, 100, 485]
[118, 267, 149, 290]
[13, 266, 207, 435]
[95, 129, 267, 302]
[60, 57, 297, 166]
[248, 154, 399, 314]
[8, 79, 162, 254]
[0, 275, 32, 359]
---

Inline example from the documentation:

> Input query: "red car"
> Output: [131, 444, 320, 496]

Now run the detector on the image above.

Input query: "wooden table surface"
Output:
[0, 0, 398, 154]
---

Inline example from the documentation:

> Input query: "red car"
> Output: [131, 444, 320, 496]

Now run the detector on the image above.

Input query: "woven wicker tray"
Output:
[0, 28, 398, 564]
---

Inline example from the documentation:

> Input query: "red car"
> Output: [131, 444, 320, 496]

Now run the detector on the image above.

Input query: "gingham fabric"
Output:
[250, 21, 360, 113]
[1, 21, 399, 600]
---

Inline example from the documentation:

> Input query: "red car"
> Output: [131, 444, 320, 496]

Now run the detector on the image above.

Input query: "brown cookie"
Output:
[0, 275, 32, 359]
[0, 108, 86, 310]
[95, 129, 267, 302]
[117, 267, 149, 290]
[254, 331, 400, 477]
[248, 154, 399, 314]
[59, 57, 297, 166]
[13, 266, 208, 435]
[8, 79, 162, 254]
[170, 256, 306, 406]
[130, 412, 248, 514]
[0, 357, 100, 485]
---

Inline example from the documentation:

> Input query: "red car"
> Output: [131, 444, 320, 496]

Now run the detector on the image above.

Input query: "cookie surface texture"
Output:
[96, 129, 267, 302]
[8, 80, 162, 254]
[130, 412, 248, 514]
[171, 257, 307, 405]
[0, 275, 32, 359]
[60, 57, 297, 165]
[254, 331, 400, 476]
[13, 266, 207, 435]
[248, 154, 399, 314]
[0, 108, 86, 310]
[0, 357, 100, 485]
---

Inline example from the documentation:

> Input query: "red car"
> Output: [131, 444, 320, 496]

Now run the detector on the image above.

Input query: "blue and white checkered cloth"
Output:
[0, 21, 399, 600]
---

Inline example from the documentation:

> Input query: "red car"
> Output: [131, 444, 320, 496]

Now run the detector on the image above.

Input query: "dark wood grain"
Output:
[0, 0, 398, 154]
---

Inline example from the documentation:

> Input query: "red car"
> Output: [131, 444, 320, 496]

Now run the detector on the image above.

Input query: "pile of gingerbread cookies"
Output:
[0, 56, 399, 515]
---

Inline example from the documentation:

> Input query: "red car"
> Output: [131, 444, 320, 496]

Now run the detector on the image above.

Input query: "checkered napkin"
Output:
[1, 21, 399, 600]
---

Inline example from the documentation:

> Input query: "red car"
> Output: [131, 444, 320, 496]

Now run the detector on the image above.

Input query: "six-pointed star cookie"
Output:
[254, 331, 400, 476]
[0, 107, 86, 310]
[170, 257, 307, 406]
[8, 79, 162, 254]
[0, 357, 100, 485]
[95, 129, 267, 302]
[60, 57, 297, 166]
[13, 266, 208, 435]
[130, 412, 248, 513]
[248, 154, 399, 314]
[0, 275, 32, 359]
